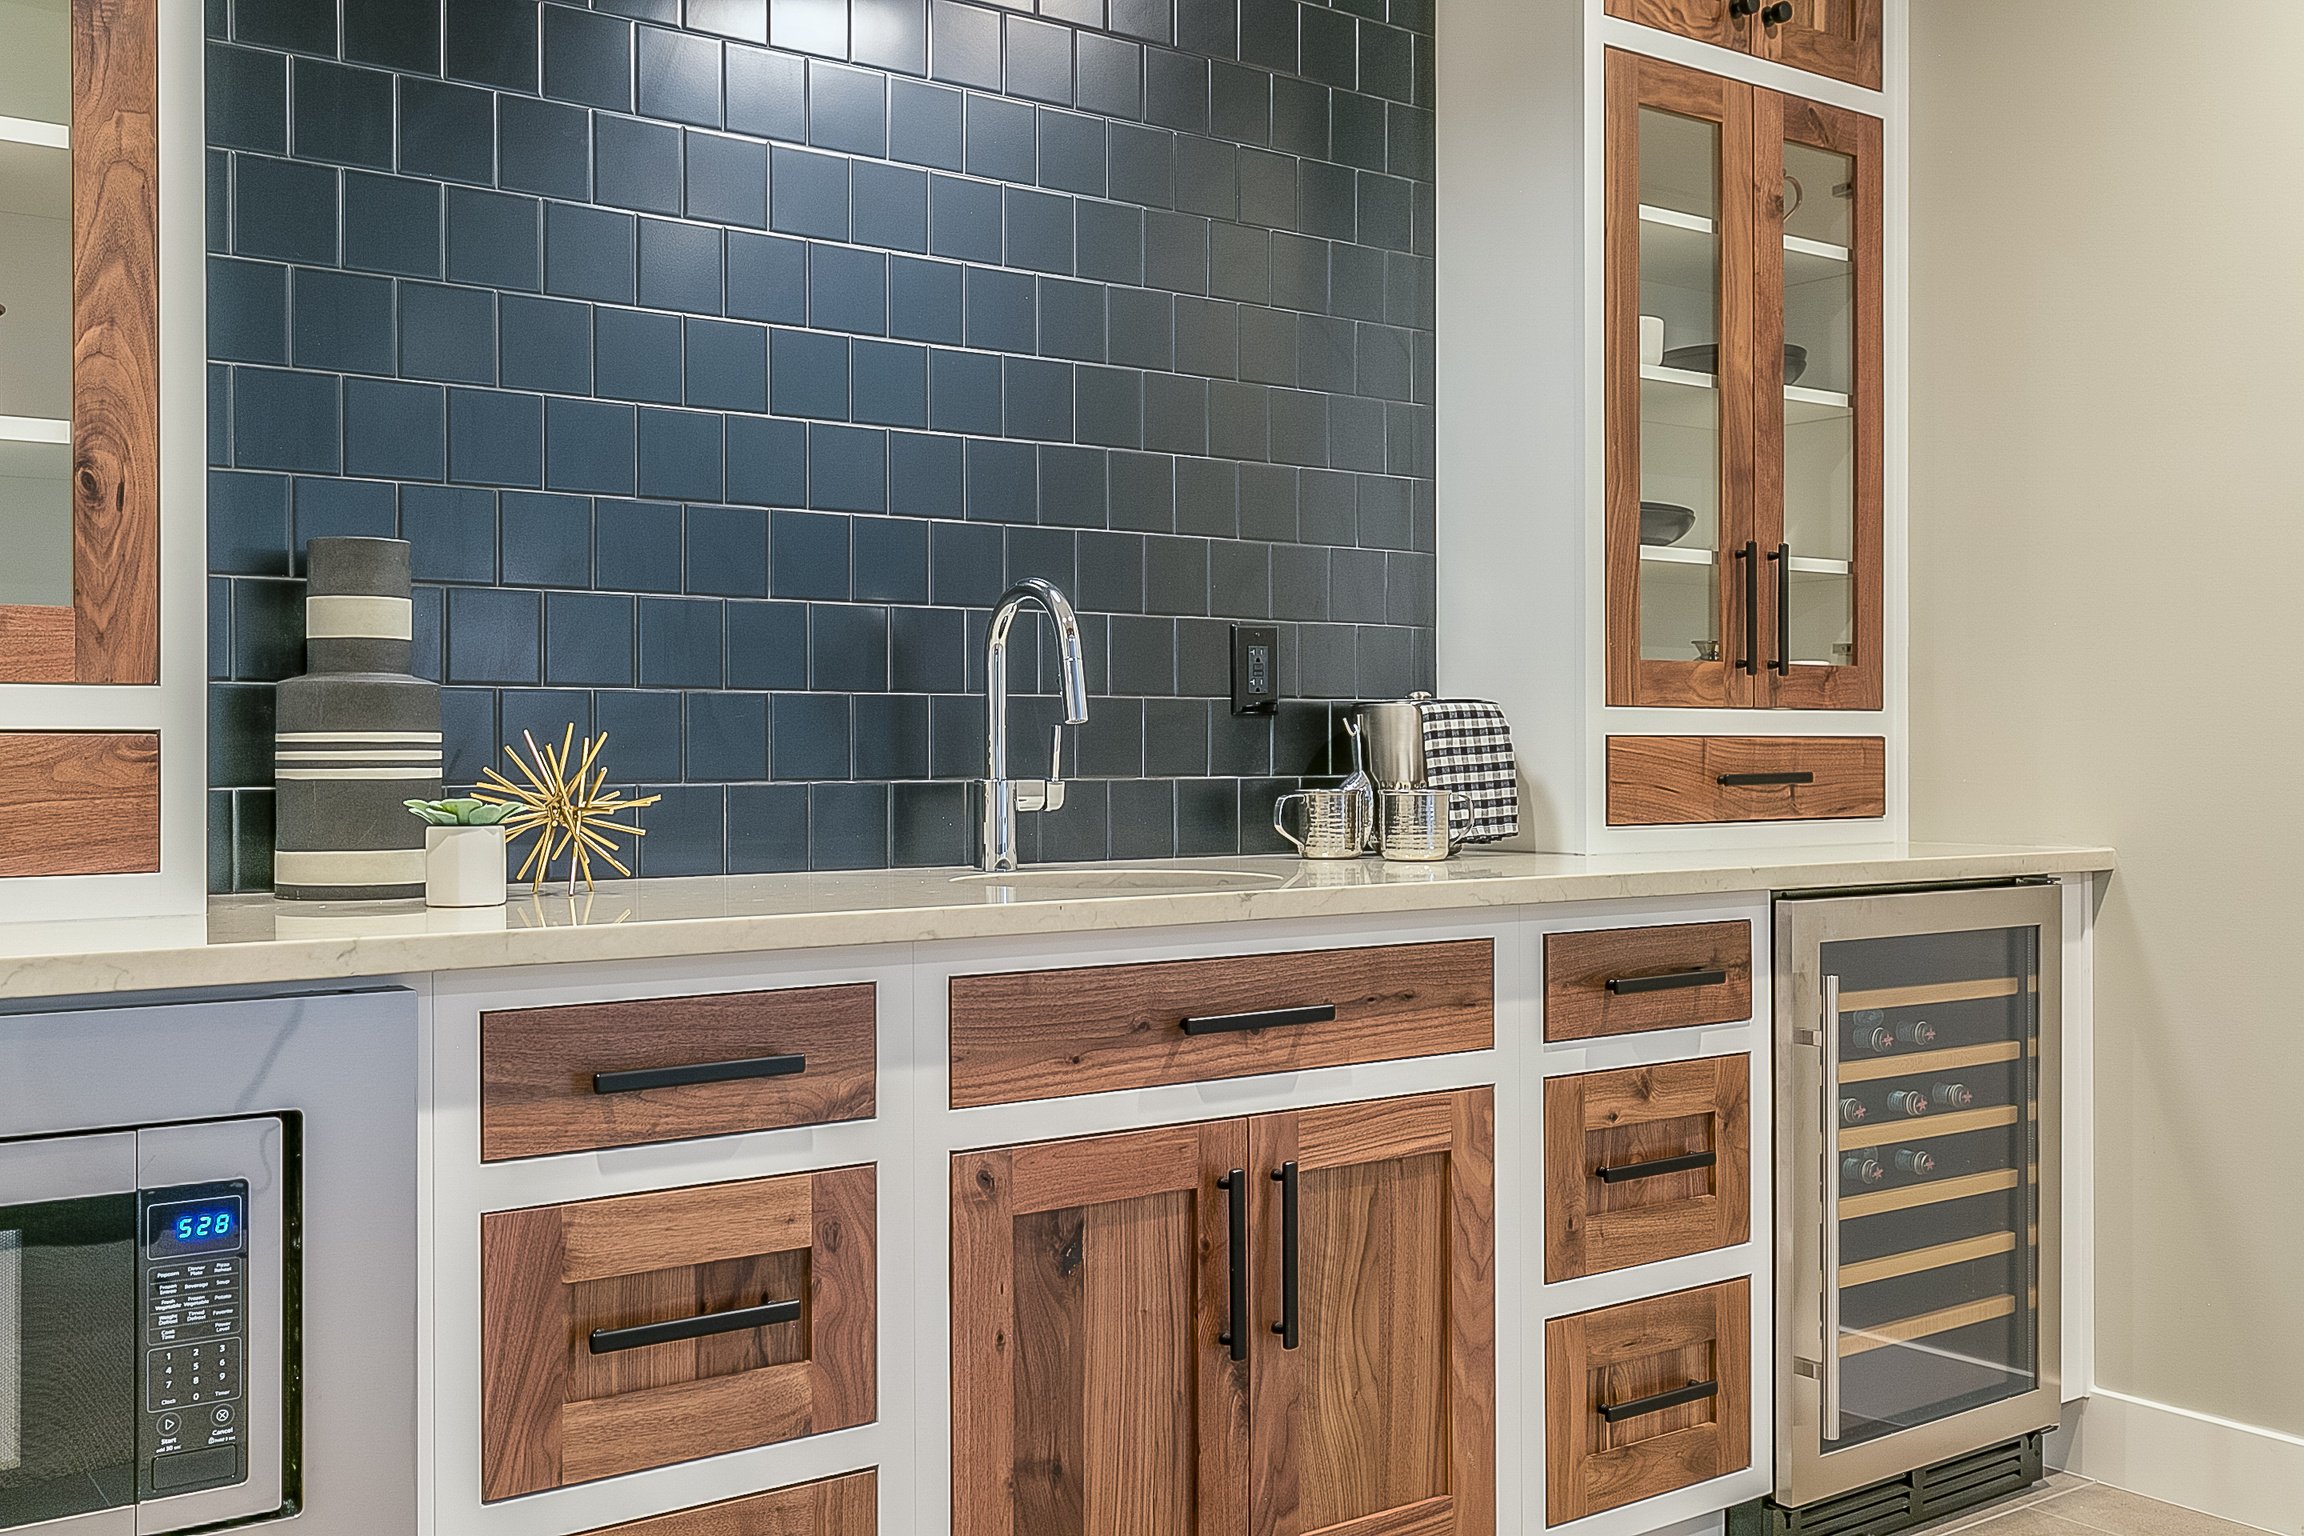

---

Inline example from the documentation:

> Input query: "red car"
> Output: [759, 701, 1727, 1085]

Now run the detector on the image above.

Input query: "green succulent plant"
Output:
[404, 797, 514, 828]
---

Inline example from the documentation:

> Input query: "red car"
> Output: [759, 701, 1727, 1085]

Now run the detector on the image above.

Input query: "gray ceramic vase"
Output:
[272, 537, 442, 900]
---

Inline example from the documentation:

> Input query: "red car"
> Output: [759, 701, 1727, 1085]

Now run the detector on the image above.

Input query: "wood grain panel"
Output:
[1544, 1057, 1750, 1282]
[66, 0, 160, 684]
[481, 1168, 875, 1502]
[1602, 0, 1740, 50]
[0, 609, 76, 681]
[952, 1120, 1249, 1536]
[0, 732, 159, 876]
[1544, 922, 1753, 1042]
[1605, 50, 1759, 709]
[949, 940, 1494, 1108]
[482, 984, 877, 1161]
[1757, 0, 1883, 91]
[1253, 1090, 1495, 1536]
[577, 1471, 878, 1536]
[1755, 89, 1885, 709]
[1605, 736, 1886, 825]
[1545, 1280, 1751, 1524]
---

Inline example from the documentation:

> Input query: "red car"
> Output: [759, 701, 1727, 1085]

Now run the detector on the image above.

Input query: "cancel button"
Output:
[151, 1444, 240, 1493]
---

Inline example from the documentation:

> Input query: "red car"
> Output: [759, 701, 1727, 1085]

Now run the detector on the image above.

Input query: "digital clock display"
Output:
[146, 1195, 246, 1258]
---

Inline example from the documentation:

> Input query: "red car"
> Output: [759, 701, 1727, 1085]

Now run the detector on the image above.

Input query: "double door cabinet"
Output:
[1606, 0, 1884, 93]
[1607, 50, 1885, 715]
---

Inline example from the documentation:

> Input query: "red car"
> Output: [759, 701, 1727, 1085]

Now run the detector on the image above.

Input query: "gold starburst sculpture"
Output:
[472, 725, 662, 893]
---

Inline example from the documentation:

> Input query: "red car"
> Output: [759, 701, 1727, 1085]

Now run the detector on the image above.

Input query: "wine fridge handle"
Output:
[1819, 972, 1844, 1442]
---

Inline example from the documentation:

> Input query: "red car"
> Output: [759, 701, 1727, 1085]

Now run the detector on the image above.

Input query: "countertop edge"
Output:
[0, 845, 2115, 1004]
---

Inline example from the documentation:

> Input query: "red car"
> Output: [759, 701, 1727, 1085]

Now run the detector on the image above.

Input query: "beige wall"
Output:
[1912, 2, 2304, 1438]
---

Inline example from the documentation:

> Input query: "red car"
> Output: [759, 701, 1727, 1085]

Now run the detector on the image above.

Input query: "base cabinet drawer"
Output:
[948, 939, 1495, 1107]
[482, 984, 878, 1161]
[1545, 1280, 1752, 1525]
[1544, 922, 1753, 1042]
[1606, 737, 1887, 826]
[578, 1471, 877, 1534]
[480, 1167, 877, 1501]
[1545, 1057, 1751, 1282]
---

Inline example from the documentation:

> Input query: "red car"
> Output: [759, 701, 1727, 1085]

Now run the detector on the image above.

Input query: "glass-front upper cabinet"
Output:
[1606, 51, 1882, 712]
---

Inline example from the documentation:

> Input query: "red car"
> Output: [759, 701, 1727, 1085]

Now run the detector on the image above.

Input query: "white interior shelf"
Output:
[0, 116, 68, 152]
[0, 417, 70, 445]
[1639, 204, 1854, 291]
[1788, 553, 1852, 576]
[1640, 366, 1852, 428]
[1639, 543, 1715, 566]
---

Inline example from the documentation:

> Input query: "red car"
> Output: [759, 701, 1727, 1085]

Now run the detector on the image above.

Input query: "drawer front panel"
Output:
[579, 1471, 876, 1534]
[1606, 737, 1887, 826]
[482, 984, 877, 1161]
[948, 940, 1495, 1108]
[1546, 1280, 1752, 1525]
[1544, 922, 1753, 1042]
[1544, 1057, 1751, 1282]
[481, 1168, 877, 1501]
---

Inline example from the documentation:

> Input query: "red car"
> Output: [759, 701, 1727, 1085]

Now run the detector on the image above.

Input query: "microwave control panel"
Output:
[138, 1180, 252, 1498]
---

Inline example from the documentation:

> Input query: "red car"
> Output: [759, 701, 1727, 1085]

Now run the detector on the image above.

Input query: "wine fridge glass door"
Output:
[0, 1132, 139, 1534]
[1778, 884, 2063, 1508]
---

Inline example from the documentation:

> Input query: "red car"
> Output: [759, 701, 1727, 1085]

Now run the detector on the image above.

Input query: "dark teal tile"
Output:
[1005, 187, 1075, 275]
[729, 783, 809, 873]
[345, 378, 446, 481]
[345, 172, 441, 278]
[209, 683, 277, 791]
[629, 782, 728, 874]
[727, 231, 808, 323]
[446, 585, 542, 684]
[399, 77, 496, 185]
[209, 470, 293, 577]
[810, 244, 888, 334]
[546, 203, 636, 303]
[685, 693, 769, 779]
[963, 266, 1033, 352]
[347, 0, 441, 71]
[233, 368, 342, 473]
[596, 307, 684, 403]
[964, 94, 1034, 182]
[810, 602, 889, 692]
[964, 438, 1035, 521]
[687, 130, 770, 228]
[889, 604, 965, 690]
[592, 690, 682, 778]
[446, 0, 536, 91]
[210, 258, 287, 364]
[928, 348, 1000, 435]
[544, 592, 634, 685]
[545, 397, 639, 495]
[889, 77, 963, 169]
[929, 517, 1002, 606]
[1005, 14, 1073, 106]
[500, 95, 592, 200]
[810, 61, 887, 155]
[727, 43, 808, 142]
[852, 341, 927, 429]
[446, 187, 541, 291]
[542, 4, 631, 109]
[726, 416, 807, 506]
[447, 388, 543, 487]
[889, 256, 962, 344]
[770, 146, 849, 239]
[769, 328, 849, 418]
[293, 58, 394, 169]
[637, 24, 724, 127]
[207, 45, 286, 154]
[892, 781, 968, 868]
[234, 156, 337, 264]
[683, 504, 769, 597]
[771, 508, 851, 598]
[596, 114, 684, 215]
[1077, 33, 1142, 120]
[500, 295, 593, 395]
[1146, 47, 1209, 134]
[639, 595, 725, 686]
[888, 432, 963, 518]
[638, 410, 723, 501]
[638, 217, 724, 314]
[726, 600, 809, 689]
[808, 425, 887, 512]
[500, 491, 594, 586]
[772, 0, 849, 58]
[772, 693, 851, 779]
[852, 161, 929, 252]
[401, 484, 497, 583]
[852, 692, 926, 777]
[854, 0, 928, 75]
[929, 0, 999, 89]
[399, 282, 496, 385]
[683, 318, 768, 412]
[928, 174, 999, 263]
[808, 783, 887, 869]
[595, 498, 685, 590]
[1004, 357, 1073, 441]
[237, 0, 335, 54]
[852, 517, 929, 604]
[228, 576, 302, 681]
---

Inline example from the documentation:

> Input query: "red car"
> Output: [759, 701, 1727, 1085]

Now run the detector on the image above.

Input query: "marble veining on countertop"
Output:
[0, 843, 2113, 1003]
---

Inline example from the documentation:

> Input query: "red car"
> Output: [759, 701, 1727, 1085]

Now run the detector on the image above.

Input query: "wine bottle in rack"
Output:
[1892, 1147, 1939, 1177]
[1929, 1082, 1975, 1109]
[1893, 1018, 1939, 1048]
[1885, 1089, 1932, 1118]
[1842, 1154, 1888, 1186]
[1848, 1016, 1896, 1053]
[1839, 1097, 1871, 1126]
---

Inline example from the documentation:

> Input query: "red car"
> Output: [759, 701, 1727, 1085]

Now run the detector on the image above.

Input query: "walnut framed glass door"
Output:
[1775, 885, 2061, 1507]
[1606, 50, 1759, 710]
[1754, 92, 1883, 711]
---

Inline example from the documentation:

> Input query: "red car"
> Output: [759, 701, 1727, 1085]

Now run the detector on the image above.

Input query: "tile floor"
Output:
[1920, 1476, 2271, 1536]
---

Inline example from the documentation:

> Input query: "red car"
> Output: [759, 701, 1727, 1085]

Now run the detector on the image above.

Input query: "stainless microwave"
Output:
[1, 1119, 285, 1533]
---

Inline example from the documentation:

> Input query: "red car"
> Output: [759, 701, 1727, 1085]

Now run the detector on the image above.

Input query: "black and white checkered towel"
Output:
[1418, 699, 1520, 844]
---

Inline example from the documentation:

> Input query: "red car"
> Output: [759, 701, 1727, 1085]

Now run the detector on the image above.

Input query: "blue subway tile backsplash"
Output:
[207, 0, 1437, 888]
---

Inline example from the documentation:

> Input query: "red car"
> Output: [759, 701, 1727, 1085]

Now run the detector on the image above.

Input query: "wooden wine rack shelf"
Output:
[1839, 1039, 2024, 1085]
[1840, 1166, 2022, 1219]
[1840, 1294, 2017, 1358]
[1840, 1103, 2021, 1152]
[1840, 1230, 2017, 1288]
[1836, 976, 2032, 1012]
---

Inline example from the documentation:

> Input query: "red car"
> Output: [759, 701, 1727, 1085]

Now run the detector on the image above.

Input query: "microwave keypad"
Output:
[139, 1182, 251, 1497]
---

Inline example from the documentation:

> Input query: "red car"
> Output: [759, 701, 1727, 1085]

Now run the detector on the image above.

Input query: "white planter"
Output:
[424, 824, 507, 908]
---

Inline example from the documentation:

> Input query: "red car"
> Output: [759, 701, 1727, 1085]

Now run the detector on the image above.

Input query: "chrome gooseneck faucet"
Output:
[978, 578, 1091, 872]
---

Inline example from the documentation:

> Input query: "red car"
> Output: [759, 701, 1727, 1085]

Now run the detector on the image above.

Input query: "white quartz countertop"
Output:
[0, 843, 2113, 1003]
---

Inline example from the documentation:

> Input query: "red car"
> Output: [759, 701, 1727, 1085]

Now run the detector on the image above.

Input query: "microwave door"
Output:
[0, 1133, 140, 1536]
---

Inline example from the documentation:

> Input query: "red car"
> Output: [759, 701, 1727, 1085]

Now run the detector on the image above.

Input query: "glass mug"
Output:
[1272, 788, 1371, 860]
[1379, 788, 1472, 863]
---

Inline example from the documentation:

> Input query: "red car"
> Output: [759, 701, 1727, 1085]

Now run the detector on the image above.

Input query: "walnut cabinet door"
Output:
[950, 1091, 1496, 1536]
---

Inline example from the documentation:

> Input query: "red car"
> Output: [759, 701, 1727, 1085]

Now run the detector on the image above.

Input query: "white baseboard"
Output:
[2052, 1389, 2303, 1535]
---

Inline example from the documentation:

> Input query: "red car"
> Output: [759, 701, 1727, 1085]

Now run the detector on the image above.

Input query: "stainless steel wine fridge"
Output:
[1773, 883, 2062, 1509]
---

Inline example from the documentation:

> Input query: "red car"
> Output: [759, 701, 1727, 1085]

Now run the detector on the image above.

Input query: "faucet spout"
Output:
[979, 578, 1093, 872]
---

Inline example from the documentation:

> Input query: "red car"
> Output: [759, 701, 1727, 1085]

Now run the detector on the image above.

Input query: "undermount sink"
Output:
[950, 867, 1291, 893]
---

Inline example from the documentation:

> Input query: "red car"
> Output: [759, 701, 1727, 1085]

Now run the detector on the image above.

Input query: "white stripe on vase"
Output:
[272, 849, 426, 885]
[304, 594, 415, 641]
[278, 731, 444, 744]
[274, 749, 445, 764]
[273, 768, 444, 781]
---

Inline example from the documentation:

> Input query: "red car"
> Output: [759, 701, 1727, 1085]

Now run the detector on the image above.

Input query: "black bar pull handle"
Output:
[1768, 543, 1792, 675]
[1217, 1170, 1250, 1362]
[1607, 968, 1729, 997]
[593, 1053, 806, 1095]
[1270, 1161, 1301, 1350]
[588, 1297, 802, 1355]
[1596, 1150, 1719, 1185]
[1600, 1378, 1720, 1424]
[1718, 771, 1814, 788]
[1181, 1004, 1337, 1038]
[1735, 541, 1759, 675]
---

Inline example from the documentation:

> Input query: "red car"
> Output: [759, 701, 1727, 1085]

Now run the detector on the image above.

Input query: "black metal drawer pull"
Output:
[1217, 1170, 1250, 1361]
[1717, 771, 1814, 788]
[1271, 1161, 1301, 1351]
[592, 1053, 807, 1095]
[1181, 1004, 1337, 1037]
[1600, 1378, 1720, 1424]
[1607, 968, 1729, 996]
[1596, 1150, 1719, 1185]
[589, 1297, 802, 1355]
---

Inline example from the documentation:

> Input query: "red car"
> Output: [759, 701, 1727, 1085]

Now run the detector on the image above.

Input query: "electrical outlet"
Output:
[1230, 624, 1279, 715]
